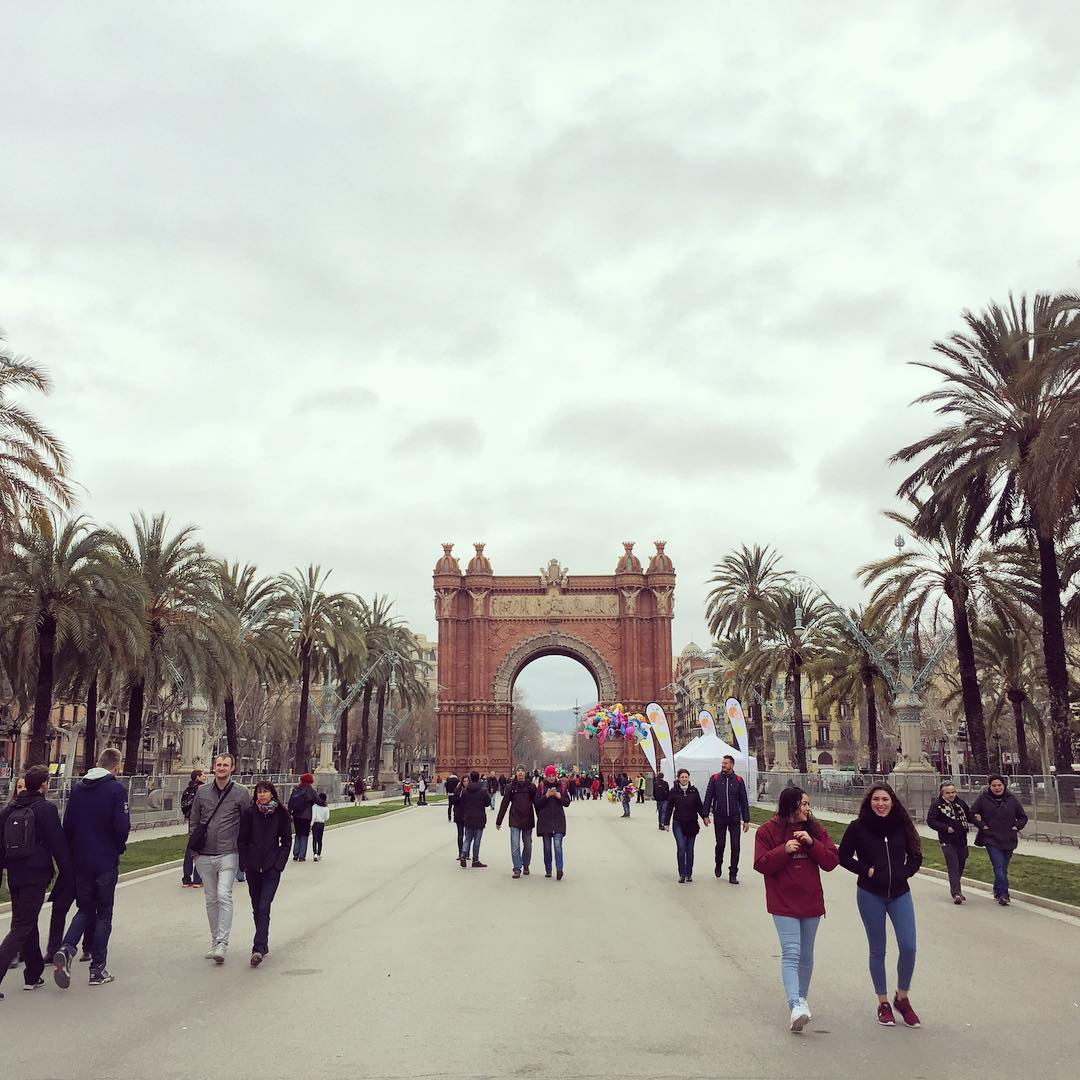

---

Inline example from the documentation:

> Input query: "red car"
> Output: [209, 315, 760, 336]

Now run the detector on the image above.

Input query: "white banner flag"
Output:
[725, 697, 748, 754]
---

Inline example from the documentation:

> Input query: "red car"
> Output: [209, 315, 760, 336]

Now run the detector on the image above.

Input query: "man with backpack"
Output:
[702, 754, 750, 884]
[0, 765, 72, 999]
[53, 747, 130, 989]
[180, 769, 204, 887]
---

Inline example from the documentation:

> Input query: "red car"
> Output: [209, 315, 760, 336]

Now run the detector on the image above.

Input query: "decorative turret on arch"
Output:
[433, 542, 676, 775]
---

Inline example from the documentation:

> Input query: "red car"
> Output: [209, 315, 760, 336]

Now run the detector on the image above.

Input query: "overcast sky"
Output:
[3, 2, 1078, 712]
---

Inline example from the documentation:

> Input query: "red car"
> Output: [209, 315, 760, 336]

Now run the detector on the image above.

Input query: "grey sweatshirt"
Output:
[188, 780, 250, 855]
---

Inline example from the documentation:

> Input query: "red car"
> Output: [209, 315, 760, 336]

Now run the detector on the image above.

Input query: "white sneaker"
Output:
[204, 944, 216, 959]
[212, 943, 227, 965]
[799, 997, 812, 1021]
[790, 1002, 811, 1032]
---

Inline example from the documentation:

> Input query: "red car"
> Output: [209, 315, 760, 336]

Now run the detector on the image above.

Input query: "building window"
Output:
[817, 724, 829, 746]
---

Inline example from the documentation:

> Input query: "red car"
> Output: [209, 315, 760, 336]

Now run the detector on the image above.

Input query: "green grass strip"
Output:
[0, 795, 446, 904]
[749, 806, 1080, 908]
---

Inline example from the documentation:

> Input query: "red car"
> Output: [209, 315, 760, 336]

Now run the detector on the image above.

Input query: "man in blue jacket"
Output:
[0, 765, 72, 999]
[53, 747, 130, 989]
[702, 755, 750, 884]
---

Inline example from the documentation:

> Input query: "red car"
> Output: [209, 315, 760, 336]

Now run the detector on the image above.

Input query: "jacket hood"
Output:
[81, 767, 115, 786]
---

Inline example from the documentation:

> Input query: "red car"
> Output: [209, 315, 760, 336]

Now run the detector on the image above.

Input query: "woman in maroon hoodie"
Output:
[754, 786, 839, 1032]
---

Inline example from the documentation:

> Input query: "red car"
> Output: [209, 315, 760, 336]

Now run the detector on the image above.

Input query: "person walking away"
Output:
[703, 754, 751, 884]
[535, 765, 570, 879]
[754, 786, 838, 1032]
[288, 773, 318, 861]
[487, 772, 499, 809]
[591, 776, 600, 801]
[620, 779, 634, 817]
[838, 782, 923, 1027]
[451, 774, 467, 857]
[188, 753, 250, 964]
[238, 780, 291, 966]
[926, 781, 973, 903]
[498, 774, 508, 798]
[458, 771, 489, 867]
[180, 769, 204, 888]
[3, 777, 27, 973]
[496, 765, 537, 878]
[970, 773, 1027, 906]
[418, 774, 428, 806]
[444, 772, 459, 822]
[53, 748, 130, 990]
[662, 769, 709, 883]
[310, 792, 330, 860]
[636, 774, 646, 804]
[652, 772, 670, 830]
[0, 766, 72, 999]
[402, 779, 412, 806]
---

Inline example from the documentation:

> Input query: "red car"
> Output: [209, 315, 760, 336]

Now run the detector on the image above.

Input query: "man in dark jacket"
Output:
[703, 755, 751, 883]
[53, 747, 130, 989]
[926, 781, 973, 903]
[458, 771, 489, 868]
[652, 772, 670, 830]
[0, 765, 72, 998]
[180, 769, 204, 887]
[495, 766, 537, 878]
[288, 773, 318, 862]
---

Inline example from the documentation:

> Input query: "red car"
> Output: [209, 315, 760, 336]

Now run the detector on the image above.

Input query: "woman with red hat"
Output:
[287, 774, 318, 862]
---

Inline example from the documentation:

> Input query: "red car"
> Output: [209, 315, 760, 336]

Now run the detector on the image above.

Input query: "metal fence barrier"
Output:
[757, 771, 1080, 846]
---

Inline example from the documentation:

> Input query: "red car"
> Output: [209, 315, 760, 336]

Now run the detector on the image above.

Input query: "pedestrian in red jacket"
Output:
[753, 786, 838, 1033]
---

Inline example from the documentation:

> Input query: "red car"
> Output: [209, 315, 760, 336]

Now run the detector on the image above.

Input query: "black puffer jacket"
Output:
[838, 814, 923, 899]
[496, 779, 537, 830]
[970, 789, 1028, 852]
[458, 781, 490, 829]
[238, 803, 292, 873]
[535, 780, 570, 836]
[663, 784, 706, 835]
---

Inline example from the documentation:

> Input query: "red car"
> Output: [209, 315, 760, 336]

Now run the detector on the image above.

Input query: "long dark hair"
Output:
[775, 785, 823, 839]
[857, 782, 921, 856]
[254, 780, 282, 805]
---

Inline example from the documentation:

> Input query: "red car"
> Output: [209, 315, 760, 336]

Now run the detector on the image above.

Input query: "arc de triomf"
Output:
[433, 541, 676, 777]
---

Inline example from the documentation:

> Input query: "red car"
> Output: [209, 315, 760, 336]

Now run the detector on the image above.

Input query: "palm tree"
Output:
[278, 566, 358, 774]
[0, 333, 73, 546]
[808, 608, 892, 772]
[353, 595, 399, 784]
[735, 586, 837, 772]
[0, 515, 145, 767]
[893, 292, 1080, 770]
[706, 544, 789, 766]
[211, 562, 295, 761]
[105, 512, 222, 774]
[372, 627, 427, 780]
[974, 617, 1038, 774]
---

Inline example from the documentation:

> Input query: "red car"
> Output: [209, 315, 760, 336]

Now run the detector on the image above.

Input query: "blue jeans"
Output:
[510, 827, 533, 871]
[246, 868, 280, 954]
[672, 821, 696, 878]
[621, 794, 631, 816]
[986, 845, 1013, 897]
[856, 887, 917, 996]
[183, 845, 202, 885]
[542, 833, 564, 873]
[771, 915, 820, 1008]
[63, 867, 118, 971]
[292, 824, 310, 860]
[462, 826, 483, 862]
[657, 802, 666, 829]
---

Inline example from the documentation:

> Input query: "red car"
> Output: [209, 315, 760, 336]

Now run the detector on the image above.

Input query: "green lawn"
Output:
[0, 796, 443, 904]
[749, 806, 1080, 908]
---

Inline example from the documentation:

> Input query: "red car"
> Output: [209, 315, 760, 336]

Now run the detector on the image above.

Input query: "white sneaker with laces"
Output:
[212, 942, 227, 965]
[799, 997, 812, 1021]
[790, 1002, 811, 1032]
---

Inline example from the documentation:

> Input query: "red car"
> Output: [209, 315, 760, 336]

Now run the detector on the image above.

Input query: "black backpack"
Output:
[180, 785, 198, 819]
[2, 803, 37, 860]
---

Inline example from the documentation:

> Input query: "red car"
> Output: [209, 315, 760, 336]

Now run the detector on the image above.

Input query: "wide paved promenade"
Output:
[5, 798, 1078, 1079]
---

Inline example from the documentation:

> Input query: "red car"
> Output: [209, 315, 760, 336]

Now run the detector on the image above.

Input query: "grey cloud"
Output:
[293, 387, 378, 416]
[395, 419, 484, 456]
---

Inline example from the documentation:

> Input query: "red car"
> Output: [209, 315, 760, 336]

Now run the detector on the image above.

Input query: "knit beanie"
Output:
[544, 765, 557, 778]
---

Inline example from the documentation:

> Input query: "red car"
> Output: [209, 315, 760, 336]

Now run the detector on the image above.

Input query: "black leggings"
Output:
[311, 823, 325, 856]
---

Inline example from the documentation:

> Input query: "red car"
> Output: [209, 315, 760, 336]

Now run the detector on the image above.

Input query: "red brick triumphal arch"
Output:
[433, 541, 676, 777]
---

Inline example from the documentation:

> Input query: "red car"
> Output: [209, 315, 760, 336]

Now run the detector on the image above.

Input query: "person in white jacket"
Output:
[310, 793, 331, 862]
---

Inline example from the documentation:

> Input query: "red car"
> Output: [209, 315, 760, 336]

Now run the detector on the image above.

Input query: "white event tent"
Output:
[670, 732, 760, 806]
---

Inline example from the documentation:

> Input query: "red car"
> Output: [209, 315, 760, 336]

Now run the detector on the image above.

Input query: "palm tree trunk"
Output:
[28, 616, 58, 767]
[294, 643, 312, 774]
[83, 671, 98, 774]
[1008, 689, 1032, 774]
[1034, 528, 1073, 771]
[951, 594, 988, 773]
[337, 679, 350, 773]
[124, 678, 145, 775]
[861, 669, 879, 772]
[356, 682, 374, 785]
[372, 682, 387, 784]
[224, 692, 238, 761]
[791, 659, 807, 773]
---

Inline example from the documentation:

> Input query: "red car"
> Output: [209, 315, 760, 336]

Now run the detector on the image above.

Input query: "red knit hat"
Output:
[544, 765, 557, 778]
[300, 772, 315, 784]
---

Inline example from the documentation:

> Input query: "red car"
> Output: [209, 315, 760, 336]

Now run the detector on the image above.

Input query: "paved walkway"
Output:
[3, 799, 1078, 1079]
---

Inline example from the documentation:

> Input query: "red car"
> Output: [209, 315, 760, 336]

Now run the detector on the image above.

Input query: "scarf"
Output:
[937, 797, 969, 828]
[256, 799, 278, 815]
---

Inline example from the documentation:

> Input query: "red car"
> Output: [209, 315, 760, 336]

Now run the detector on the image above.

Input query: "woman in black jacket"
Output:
[838, 783, 923, 1028]
[458, 772, 490, 868]
[535, 767, 571, 880]
[970, 774, 1028, 906]
[238, 780, 292, 966]
[926, 781, 973, 903]
[662, 769, 709, 883]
